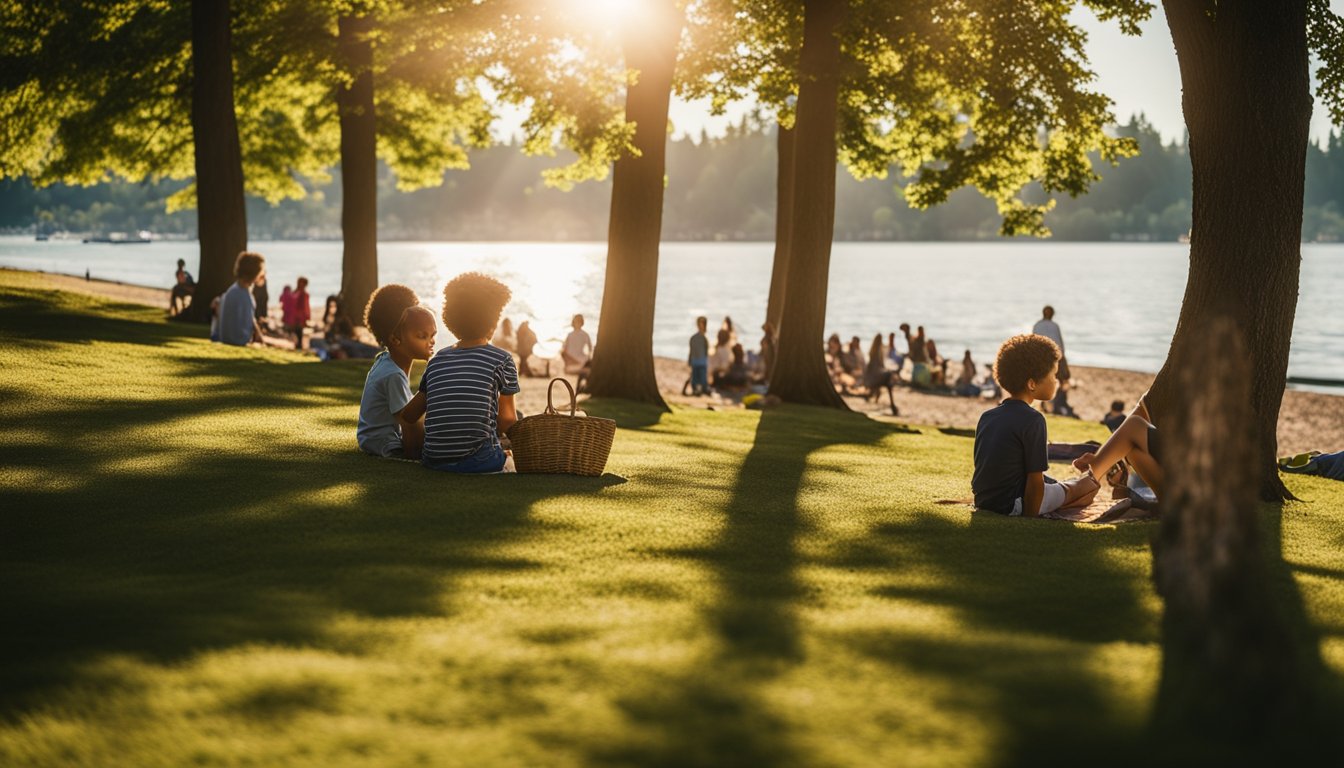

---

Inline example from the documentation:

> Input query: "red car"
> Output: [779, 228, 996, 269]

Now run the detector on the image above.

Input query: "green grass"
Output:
[2, 269, 1343, 766]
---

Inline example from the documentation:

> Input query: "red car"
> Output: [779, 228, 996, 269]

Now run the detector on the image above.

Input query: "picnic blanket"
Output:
[1280, 450, 1344, 481]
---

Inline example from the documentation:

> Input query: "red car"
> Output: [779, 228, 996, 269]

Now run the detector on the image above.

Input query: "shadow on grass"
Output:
[591, 406, 910, 767]
[820, 501, 1161, 764]
[0, 288, 192, 350]
[0, 291, 625, 717]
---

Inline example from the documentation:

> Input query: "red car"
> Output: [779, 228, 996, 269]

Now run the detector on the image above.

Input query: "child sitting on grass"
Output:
[357, 285, 436, 459]
[972, 334, 1100, 517]
[400, 272, 520, 474]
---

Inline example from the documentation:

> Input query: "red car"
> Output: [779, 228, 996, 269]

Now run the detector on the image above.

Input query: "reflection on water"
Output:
[2, 237, 1342, 384]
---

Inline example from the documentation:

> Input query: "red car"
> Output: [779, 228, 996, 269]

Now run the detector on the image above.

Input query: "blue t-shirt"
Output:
[357, 351, 413, 457]
[218, 282, 256, 346]
[971, 399, 1050, 514]
[420, 344, 520, 462]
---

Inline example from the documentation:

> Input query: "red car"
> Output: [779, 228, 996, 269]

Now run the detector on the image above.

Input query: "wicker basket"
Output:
[507, 378, 616, 476]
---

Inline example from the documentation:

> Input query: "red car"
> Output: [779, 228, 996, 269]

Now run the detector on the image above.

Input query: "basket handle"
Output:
[545, 377, 578, 416]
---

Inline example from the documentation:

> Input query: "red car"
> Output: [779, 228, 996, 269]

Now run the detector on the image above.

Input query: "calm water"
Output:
[3, 237, 1342, 386]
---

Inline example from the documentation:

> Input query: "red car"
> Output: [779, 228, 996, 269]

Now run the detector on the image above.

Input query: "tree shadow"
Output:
[0, 301, 627, 718]
[0, 289, 191, 350]
[823, 507, 1161, 764]
[582, 397, 669, 430]
[589, 406, 910, 767]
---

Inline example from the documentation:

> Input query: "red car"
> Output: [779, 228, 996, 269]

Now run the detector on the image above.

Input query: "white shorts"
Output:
[1010, 480, 1066, 517]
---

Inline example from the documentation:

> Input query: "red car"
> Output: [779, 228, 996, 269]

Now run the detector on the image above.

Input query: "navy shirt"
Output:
[420, 344, 520, 462]
[972, 399, 1049, 514]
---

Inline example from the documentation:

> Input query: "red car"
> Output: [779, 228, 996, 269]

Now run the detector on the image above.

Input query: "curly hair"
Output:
[441, 272, 511, 341]
[993, 334, 1060, 395]
[363, 284, 420, 347]
[234, 251, 265, 281]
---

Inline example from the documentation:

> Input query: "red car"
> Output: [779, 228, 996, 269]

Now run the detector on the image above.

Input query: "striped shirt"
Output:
[421, 343, 520, 461]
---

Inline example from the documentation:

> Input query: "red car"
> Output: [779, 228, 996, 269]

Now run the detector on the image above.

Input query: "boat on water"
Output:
[82, 230, 153, 244]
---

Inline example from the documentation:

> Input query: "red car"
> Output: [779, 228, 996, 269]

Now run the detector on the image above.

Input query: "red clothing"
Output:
[283, 290, 310, 328]
[293, 290, 310, 326]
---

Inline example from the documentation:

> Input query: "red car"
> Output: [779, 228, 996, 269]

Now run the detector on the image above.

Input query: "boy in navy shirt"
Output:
[401, 272, 520, 473]
[972, 334, 1099, 516]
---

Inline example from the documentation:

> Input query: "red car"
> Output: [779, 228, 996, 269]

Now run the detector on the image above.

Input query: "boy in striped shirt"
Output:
[401, 272, 520, 473]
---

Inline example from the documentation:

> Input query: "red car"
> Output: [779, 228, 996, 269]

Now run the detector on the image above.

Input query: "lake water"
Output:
[3, 237, 1342, 388]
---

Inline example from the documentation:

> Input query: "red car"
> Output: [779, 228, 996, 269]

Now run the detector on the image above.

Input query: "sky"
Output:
[663, 2, 1344, 147]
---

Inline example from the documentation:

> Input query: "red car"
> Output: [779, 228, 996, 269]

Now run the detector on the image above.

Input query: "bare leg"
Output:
[1072, 414, 1165, 499]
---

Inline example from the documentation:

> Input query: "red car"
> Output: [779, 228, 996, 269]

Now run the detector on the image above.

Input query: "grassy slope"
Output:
[1, 270, 1341, 767]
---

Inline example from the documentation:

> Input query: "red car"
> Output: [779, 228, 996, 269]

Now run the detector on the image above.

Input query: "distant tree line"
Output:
[8, 116, 1341, 243]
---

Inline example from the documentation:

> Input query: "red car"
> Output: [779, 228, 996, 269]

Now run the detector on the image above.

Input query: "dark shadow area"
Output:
[591, 406, 910, 767]
[0, 292, 625, 717]
[582, 397, 668, 430]
[938, 426, 977, 438]
[0, 289, 193, 350]
[824, 503, 1160, 764]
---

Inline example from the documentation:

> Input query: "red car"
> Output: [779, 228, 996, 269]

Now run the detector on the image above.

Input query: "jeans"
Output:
[690, 360, 709, 393]
[422, 441, 508, 474]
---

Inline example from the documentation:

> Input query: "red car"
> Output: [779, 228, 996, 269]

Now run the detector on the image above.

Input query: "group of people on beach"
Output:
[195, 250, 1163, 503]
[490, 314, 593, 383]
[686, 316, 776, 396]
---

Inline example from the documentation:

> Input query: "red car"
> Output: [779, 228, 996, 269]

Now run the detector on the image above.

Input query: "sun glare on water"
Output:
[418, 243, 604, 351]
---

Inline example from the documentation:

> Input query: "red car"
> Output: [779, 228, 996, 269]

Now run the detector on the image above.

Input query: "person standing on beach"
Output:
[286, 277, 312, 350]
[688, 316, 710, 396]
[1032, 306, 1069, 382]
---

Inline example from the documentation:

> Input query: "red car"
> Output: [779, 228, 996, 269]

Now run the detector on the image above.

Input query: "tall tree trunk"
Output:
[767, 0, 847, 409]
[765, 123, 796, 331]
[1152, 316, 1306, 743]
[181, 0, 247, 323]
[337, 15, 378, 326]
[584, 6, 681, 407]
[1147, 0, 1312, 500]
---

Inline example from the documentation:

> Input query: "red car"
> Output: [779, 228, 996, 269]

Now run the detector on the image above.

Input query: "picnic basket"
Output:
[507, 377, 616, 476]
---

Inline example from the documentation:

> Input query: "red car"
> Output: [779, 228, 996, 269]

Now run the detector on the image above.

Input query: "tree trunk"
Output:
[337, 15, 378, 326]
[584, 6, 681, 407]
[765, 123, 796, 331]
[1152, 316, 1306, 743]
[767, 0, 847, 409]
[181, 0, 247, 323]
[1147, 0, 1312, 500]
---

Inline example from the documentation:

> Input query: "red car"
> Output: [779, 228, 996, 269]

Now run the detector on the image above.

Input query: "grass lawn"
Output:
[2, 269, 1343, 766]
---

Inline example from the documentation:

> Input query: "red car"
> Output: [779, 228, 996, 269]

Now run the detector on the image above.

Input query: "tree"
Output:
[0, 0, 335, 321]
[691, 0, 1143, 406]
[584, 2, 685, 407]
[336, 13, 379, 324]
[768, 0, 846, 406]
[484, 0, 679, 406]
[1151, 316, 1308, 746]
[187, 0, 249, 322]
[1142, 0, 1344, 500]
[765, 124, 794, 331]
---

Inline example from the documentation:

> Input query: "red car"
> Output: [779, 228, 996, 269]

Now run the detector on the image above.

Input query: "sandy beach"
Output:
[16, 267, 1343, 456]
